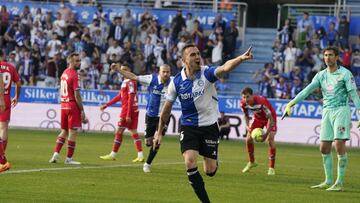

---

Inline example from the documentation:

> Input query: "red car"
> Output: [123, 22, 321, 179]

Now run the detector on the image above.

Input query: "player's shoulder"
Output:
[172, 71, 183, 85]
[338, 66, 352, 75]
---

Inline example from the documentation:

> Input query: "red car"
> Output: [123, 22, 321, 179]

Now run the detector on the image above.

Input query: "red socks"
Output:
[268, 148, 276, 168]
[246, 142, 255, 163]
[131, 133, 142, 152]
[54, 137, 66, 153]
[112, 132, 123, 153]
[67, 140, 76, 158]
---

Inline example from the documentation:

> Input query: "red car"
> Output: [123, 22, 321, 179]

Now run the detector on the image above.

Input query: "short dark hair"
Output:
[241, 87, 253, 95]
[181, 44, 197, 58]
[69, 52, 79, 59]
[323, 46, 339, 56]
[303, 12, 309, 15]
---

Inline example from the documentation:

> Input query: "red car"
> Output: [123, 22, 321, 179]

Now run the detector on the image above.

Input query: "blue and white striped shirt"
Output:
[138, 74, 172, 117]
[166, 65, 219, 127]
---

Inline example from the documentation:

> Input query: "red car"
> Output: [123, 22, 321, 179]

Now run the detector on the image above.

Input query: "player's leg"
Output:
[64, 106, 82, 165]
[243, 121, 264, 173]
[181, 125, 210, 203]
[184, 149, 210, 203]
[0, 121, 10, 172]
[143, 116, 158, 172]
[311, 109, 334, 189]
[128, 112, 143, 162]
[266, 131, 276, 175]
[49, 129, 68, 163]
[100, 127, 125, 160]
[327, 107, 350, 191]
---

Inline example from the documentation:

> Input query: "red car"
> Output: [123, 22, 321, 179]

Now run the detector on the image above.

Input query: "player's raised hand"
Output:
[100, 104, 107, 111]
[239, 46, 253, 61]
[11, 97, 18, 108]
[110, 63, 120, 72]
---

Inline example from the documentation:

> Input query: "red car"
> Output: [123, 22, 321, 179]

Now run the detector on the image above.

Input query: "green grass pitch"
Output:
[1, 129, 360, 203]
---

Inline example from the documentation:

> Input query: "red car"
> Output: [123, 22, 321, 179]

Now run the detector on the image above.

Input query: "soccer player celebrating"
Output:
[283, 46, 360, 191]
[240, 87, 277, 175]
[49, 53, 87, 165]
[99, 64, 144, 162]
[111, 64, 172, 173]
[0, 50, 21, 172]
[153, 44, 253, 202]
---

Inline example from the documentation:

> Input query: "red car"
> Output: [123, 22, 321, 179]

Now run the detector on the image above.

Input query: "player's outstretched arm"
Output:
[111, 63, 138, 81]
[215, 46, 253, 78]
[153, 101, 173, 149]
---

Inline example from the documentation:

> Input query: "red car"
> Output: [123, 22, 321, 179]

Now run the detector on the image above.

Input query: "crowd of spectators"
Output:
[0, 1, 239, 92]
[253, 11, 360, 101]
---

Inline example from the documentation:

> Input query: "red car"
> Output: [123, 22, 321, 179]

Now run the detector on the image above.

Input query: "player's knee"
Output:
[206, 167, 217, 177]
[145, 137, 153, 147]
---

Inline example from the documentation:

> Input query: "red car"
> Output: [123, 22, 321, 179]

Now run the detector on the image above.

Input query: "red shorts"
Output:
[61, 102, 81, 130]
[250, 118, 277, 133]
[118, 111, 139, 130]
[0, 97, 11, 122]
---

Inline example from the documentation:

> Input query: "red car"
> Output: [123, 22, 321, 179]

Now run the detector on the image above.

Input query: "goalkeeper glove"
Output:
[282, 100, 295, 120]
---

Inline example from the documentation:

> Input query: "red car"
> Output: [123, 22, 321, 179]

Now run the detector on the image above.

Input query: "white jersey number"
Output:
[2, 72, 12, 94]
[60, 79, 68, 97]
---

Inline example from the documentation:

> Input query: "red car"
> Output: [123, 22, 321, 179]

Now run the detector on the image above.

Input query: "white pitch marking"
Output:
[1, 161, 185, 175]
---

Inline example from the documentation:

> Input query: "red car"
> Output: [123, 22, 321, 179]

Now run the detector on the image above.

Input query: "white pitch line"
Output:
[1, 161, 185, 175]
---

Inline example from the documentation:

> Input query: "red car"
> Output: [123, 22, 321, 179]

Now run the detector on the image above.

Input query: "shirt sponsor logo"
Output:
[180, 90, 204, 100]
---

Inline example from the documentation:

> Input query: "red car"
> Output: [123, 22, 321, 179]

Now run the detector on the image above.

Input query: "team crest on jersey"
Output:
[197, 79, 205, 87]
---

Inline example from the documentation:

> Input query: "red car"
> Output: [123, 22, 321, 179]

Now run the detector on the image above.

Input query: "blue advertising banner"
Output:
[12, 86, 359, 120]
[1, 2, 235, 30]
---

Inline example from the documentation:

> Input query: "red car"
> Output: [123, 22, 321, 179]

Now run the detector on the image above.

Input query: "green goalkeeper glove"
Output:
[282, 100, 295, 120]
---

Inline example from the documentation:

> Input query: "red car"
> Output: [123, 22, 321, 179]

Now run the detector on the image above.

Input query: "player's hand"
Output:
[100, 105, 107, 111]
[153, 131, 162, 150]
[110, 63, 120, 72]
[239, 46, 253, 62]
[0, 98, 5, 112]
[282, 100, 295, 120]
[126, 117, 131, 124]
[81, 111, 88, 124]
[11, 98, 18, 108]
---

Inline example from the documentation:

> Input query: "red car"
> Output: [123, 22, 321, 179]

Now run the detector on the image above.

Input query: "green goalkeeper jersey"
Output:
[292, 66, 360, 109]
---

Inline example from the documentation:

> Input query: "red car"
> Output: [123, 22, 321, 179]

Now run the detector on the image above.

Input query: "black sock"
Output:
[146, 146, 159, 165]
[187, 167, 210, 203]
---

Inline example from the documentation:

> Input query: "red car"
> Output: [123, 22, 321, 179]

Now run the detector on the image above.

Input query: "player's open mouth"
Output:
[195, 61, 200, 65]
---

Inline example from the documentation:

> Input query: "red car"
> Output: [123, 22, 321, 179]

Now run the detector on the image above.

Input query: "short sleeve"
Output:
[138, 74, 153, 85]
[344, 71, 357, 92]
[166, 80, 177, 103]
[204, 65, 219, 83]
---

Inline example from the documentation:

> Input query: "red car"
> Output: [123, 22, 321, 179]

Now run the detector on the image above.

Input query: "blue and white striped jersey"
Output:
[138, 74, 172, 117]
[166, 65, 220, 127]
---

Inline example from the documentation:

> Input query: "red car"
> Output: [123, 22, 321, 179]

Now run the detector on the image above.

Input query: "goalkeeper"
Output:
[283, 46, 360, 191]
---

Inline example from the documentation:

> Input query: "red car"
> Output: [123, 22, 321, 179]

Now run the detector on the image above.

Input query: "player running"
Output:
[240, 87, 277, 175]
[153, 44, 253, 202]
[0, 49, 21, 172]
[99, 64, 144, 162]
[283, 46, 360, 191]
[112, 64, 172, 173]
[49, 53, 87, 164]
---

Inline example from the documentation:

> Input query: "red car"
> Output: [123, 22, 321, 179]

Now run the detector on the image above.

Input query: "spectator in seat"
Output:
[218, 112, 231, 140]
